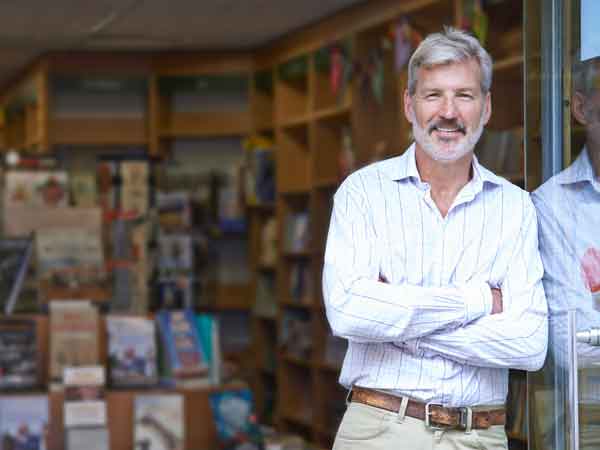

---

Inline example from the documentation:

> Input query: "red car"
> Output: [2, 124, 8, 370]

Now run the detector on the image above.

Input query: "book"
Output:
[195, 314, 221, 385]
[107, 316, 158, 387]
[0, 237, 34, 314]
[289, 261, 313, 305]
[157, 191, 192, 229]
[280, 309, 312, 360]
[36, 228, 105, 288]
[156, 309, 209, 381]
[283, 212, 309, 253]
[49, 301, 99, 381]
[4, 171, 69, 209]
[0, 395, 48, 450]
[158, 234, 193, 274]
[63, 366, 107, 428]
[134, 394, 184, 450]
[155, 277, 194, 310]
[70, 172, 97, 208]
[0, 318, 38, 389]
[208, 388, 263, 450]
[3, 207, 102, 238]
[258, 217, 277, 268]
[65, 427, 109, 450]
[120, 162, 149, 216]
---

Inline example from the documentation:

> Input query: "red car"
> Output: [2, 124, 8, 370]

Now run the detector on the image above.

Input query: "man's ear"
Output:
[403, 89, 414, 123]
[572, 91, 588, 126]
[483, 91, 492, 125]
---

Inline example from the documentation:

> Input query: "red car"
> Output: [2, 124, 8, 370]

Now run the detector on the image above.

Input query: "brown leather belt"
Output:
[351, 387, 505, 430]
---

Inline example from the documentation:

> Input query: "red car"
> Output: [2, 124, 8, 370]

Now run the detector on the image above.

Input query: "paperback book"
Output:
[0, 318, 38, 389]
[0, 395, 48, 450]
[63, 366, 107, 428]
[156, 309, 208, 382]
[134, 394, 184, 450]
[107, 316, 158, 387]
[208, 388, 263, 450]
[49, 301, 99, 381]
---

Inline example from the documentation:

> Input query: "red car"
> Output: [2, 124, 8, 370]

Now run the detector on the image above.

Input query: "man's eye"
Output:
[458, 93, 474, 99]
[425, 93, 439, 99]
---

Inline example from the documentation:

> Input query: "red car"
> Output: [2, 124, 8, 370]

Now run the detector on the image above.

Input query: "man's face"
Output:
[404, 58, 491, 163]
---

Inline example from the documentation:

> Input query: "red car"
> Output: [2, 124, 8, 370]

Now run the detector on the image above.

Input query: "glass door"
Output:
[526, 1, 600, 449]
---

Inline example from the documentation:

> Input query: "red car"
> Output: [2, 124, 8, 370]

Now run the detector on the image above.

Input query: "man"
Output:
[532, 55, 600, 449]
[322, 27, 548, 450]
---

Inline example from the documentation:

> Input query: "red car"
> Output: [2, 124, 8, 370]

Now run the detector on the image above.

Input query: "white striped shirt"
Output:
[323, 144, 548, 407]
[532, 147, 600, 372]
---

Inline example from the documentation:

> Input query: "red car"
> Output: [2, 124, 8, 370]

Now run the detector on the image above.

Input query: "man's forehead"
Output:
[416, 60, 482, 89]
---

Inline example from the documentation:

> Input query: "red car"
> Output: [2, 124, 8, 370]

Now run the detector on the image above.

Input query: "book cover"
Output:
[195, 314, 221, 385]
[107, 316, 158, 387]
[36, 228, 105, 288]
[157, 234, 193, 274]
[121, 162, 149, 216]
[156, 309, 208, 380]
[283, 212, 309, 253]
[63, 366, 107, 428]
[4, 171, 69, 209]
[0, 395, 48, 450]
[65, 427, 109, 450]
[155, 277, 194, 310]
[0, 318, 38, 389]
[70, 172, 97, 208]
[0, 237, 34, 314]
[134, 394, 184, 450]
[157, 191, 192, 229]
[49, 301, 99, 380]
[3, 207, 102, 239]
[208, 388, 262, 450]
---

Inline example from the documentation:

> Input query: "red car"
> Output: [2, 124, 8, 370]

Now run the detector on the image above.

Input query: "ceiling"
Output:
[0, 0, 367, 86]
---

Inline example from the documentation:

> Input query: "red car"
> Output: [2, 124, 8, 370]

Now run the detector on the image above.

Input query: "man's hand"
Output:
[491, 287, 503, 314]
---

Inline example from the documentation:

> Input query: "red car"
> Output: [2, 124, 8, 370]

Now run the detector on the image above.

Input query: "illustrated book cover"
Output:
[107, 316, 158, 387]
[134, 394, 184, 450]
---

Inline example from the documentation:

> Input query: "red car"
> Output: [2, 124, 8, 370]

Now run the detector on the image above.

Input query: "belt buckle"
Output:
[425, 403, 473, 433]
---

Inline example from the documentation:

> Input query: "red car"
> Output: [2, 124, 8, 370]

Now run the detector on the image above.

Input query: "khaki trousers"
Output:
[333, 402, 508, 450]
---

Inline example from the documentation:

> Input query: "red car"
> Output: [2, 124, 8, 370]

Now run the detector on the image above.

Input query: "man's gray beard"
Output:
[411, 111, 486, 163]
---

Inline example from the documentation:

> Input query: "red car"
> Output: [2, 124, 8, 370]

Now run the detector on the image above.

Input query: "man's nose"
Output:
[439, 97, 458, 119]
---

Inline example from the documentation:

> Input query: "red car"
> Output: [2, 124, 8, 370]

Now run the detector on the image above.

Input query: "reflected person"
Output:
[532, 54, 600, 450]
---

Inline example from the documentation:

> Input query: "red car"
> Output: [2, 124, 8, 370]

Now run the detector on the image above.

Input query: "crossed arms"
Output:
[322, 181, 548, 371]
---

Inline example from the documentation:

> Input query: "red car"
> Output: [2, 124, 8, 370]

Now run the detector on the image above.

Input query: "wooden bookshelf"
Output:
[0, 0, 530, 447]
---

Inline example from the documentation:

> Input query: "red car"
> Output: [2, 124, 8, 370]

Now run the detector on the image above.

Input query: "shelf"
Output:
[246, 202, 276, 212]
[279, 114, 311, 131]
[317, 361, 342, 373]
[280, 299, 313, 311]
[313, 102, 351, 123]
[312, 176, 339, 190]
[160, 110, 252, 137]
[281, 409, 314, 428]
[51, 117, 148, 146]
[282, 353, 312, 369]
[493, 54, 523, 73]
[281, 250, 313, 259]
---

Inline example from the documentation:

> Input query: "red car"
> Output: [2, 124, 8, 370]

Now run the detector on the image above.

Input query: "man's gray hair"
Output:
[572, 55, 600, 97]
[407, 26, 493, 96]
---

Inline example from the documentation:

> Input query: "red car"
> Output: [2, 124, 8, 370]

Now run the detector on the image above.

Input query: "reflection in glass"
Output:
[529, 1, 600, 448]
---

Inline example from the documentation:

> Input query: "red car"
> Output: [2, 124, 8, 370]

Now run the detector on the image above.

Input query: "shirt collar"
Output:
[382, 143, 504, 189]
[555, 146, 597, 185]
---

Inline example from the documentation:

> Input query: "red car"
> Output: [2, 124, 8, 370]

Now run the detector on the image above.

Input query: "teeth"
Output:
[437, 127, 458, 132]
